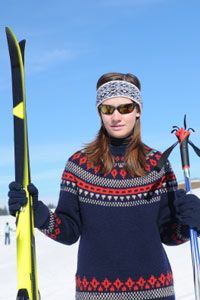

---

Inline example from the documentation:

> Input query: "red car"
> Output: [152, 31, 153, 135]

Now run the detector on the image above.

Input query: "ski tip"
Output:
[19, 40, 26, 47]
[5, 27, 26, 46]
[5, 26, 12, 34]
[5, 27, 15, 41]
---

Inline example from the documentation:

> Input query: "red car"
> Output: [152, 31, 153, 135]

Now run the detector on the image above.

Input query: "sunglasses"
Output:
[98, 103, 137, 115]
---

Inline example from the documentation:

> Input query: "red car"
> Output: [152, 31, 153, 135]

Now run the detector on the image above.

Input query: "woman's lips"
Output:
[110, 125, 124, 130]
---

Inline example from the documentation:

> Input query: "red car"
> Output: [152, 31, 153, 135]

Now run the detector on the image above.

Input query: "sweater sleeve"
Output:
[157, 160, 190, 246]
[39, 155, 82, 245]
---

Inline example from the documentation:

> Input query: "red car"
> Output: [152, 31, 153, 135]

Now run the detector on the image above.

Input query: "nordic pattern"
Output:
[76, 272, 173, 292]
[75, 273, 174, 300]
[76, 287, 174, 300]
[60, 149, 177, 209]
[41, 147, 190, 300]
[96, 80, 142, 108]
[41, 210, 61, 239]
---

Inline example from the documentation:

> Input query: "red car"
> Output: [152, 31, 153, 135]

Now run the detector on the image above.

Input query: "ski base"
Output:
[17, 289, 30, 300]
[17, 289, 41, 300]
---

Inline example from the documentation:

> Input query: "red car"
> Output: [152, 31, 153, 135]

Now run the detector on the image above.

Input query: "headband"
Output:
[96, 80, 142, 111]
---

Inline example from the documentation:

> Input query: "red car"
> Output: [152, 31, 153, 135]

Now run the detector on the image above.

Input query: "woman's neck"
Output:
[109, 135, 131, 146]
[109, 135, 131, 156]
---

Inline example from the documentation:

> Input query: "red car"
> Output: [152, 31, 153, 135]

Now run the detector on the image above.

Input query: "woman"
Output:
[8, 72, 200, 300]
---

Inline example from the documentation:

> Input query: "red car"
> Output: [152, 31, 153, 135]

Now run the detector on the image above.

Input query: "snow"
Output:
[0, 215, 78, 300]
[1, 187, 200, 300]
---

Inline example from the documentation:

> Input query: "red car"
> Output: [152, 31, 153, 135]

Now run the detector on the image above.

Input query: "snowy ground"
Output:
[1, 189, 200, 300]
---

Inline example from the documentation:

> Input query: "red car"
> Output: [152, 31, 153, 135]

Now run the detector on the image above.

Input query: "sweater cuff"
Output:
[34, 200, 50, 229]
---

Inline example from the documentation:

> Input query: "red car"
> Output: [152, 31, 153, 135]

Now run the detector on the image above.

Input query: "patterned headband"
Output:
[96, 80, 142, 111]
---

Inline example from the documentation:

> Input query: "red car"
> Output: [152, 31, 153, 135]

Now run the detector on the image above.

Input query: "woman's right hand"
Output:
[8, 181, 39, 216]
[8, 181, 49, 229]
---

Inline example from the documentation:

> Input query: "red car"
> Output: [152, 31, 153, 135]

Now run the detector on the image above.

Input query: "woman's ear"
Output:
[136, 111, 141, 118]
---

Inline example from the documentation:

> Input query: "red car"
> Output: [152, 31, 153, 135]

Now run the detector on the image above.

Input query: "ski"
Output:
[5, 27, 40, 300]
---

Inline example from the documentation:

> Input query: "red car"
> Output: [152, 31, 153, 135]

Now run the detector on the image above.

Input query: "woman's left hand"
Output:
[174, 189, 200, 230]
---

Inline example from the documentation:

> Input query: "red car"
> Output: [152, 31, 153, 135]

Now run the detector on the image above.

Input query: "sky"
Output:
[0, 0, 200, 207]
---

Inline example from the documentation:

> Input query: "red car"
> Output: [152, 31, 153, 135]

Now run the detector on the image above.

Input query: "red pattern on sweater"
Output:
[76, 272, 173, 292]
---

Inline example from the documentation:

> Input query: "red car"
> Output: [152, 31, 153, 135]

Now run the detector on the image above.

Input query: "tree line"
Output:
[0, 206, 8, 215]
[0, 203, 55, 216]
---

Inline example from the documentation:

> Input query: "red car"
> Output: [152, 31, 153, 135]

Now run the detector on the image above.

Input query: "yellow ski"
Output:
[6, 27, 40, 300]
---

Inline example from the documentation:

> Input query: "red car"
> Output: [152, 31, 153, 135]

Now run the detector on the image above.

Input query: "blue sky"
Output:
[0, 0, 200, 207]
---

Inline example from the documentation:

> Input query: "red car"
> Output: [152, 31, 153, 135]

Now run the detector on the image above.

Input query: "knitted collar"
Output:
[109, 135, 131, 156]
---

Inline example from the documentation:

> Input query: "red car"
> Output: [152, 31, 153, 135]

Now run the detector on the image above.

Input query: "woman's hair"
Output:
[83, 72, 148, 176]
[96, 72, 141, 91]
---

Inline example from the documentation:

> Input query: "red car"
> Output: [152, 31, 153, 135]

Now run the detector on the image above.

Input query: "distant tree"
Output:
[0, 206, 9, 216]
[47, 203, 56, 210]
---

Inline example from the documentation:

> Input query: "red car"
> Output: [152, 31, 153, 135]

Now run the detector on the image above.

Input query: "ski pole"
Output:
[156, 115, 200, 299]
[174, 117, 200, 299]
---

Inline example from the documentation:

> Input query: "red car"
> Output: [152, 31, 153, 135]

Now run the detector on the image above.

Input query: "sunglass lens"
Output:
[118, 103, 134, 114]
[100, 105, 115, 114]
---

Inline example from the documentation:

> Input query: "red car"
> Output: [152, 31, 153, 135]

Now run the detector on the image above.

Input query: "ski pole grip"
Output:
[180, 137, 190, 169]
[175, 128, 190, 169]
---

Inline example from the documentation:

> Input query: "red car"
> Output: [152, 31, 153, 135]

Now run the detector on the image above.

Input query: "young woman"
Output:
[8, 72, 200, 300]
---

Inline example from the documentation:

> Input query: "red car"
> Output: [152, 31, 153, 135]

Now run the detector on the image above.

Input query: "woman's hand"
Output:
[8, 181, 39, 216]
[174, 189, 200, 230]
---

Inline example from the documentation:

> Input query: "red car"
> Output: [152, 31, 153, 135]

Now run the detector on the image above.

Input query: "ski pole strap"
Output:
[155, 141, 178, 171]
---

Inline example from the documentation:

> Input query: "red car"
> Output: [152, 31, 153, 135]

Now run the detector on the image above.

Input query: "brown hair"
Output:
[83, 72, 148, 176]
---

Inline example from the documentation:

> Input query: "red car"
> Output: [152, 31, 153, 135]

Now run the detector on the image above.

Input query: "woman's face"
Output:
[100, 97, 140, 139]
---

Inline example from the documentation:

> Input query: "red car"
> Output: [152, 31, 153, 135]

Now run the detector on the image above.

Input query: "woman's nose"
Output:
[111, 109, 122, 121]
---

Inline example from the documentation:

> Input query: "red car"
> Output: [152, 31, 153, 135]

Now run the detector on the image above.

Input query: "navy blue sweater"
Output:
[40, 139, 190, 300]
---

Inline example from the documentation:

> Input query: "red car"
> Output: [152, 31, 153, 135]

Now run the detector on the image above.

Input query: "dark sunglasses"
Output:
[98, 103, 137, 115]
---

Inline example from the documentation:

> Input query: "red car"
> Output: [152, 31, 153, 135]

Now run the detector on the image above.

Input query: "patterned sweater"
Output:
[39, 140, 191, 300]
